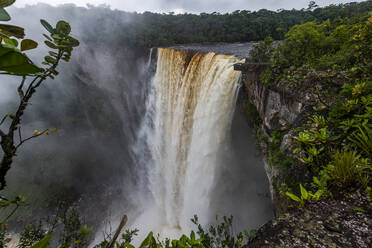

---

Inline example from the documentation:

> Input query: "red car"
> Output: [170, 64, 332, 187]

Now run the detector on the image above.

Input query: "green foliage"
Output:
[326, 150, 370, 187]
[249, 36, 274, 63]
[18, 223, 46, 248]
[94, 215, 249, 248]
[0, 8, 10, 21]
[29, 235, 51, 248]
[285, 183, 325, 207]
[0, 0, 79, 192]
[244, 103, 262, 127]
[0, 45, 42, 75]
[348, 126, 372, 157]
[190, 215, 253, 248]
[311, 170, 331, 197]
[0, 223, 7, 248]
[42, 1, 370, 48]
[266, 131, 300, 190]
[40, 19, 79, 71]
[53, 204, 92, 248]
[21, 39, 38, 52]
[0, 1, 42, 76]
[10, 203, 92, 248]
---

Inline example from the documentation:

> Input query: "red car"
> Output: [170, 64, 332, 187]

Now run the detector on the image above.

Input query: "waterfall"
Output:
[147, 48, 154, 68]
[144, 48, 244, 235]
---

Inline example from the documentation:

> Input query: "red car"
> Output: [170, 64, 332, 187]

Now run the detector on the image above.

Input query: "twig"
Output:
[107, 215, 128, 248]
[17, 76, 26, 99]
[25, 75, 40, 97]
[18, 126, 22, 144]
[0, 115, 7, 126]
[3, 204, 19, 222]
[15, 129, 49, 149]
[0, 196, 9, 201]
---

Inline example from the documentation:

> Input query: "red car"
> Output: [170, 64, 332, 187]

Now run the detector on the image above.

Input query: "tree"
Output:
[0, 0, 79, 191]
[307, 1, 319, 11]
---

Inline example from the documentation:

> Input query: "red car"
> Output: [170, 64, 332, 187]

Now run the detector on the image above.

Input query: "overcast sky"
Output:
[14, 0, 364, 13]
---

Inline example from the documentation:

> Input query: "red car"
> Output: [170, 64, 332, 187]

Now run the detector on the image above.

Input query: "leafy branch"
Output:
[0, 2, 79, 190]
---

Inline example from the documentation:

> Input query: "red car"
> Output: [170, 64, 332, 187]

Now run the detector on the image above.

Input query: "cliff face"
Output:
[235, 63, 372, 248]
[235, 62, 309, 214]
[235, 63, 305, 132]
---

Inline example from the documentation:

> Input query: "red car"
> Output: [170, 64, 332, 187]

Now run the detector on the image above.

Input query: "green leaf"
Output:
[40, 19, 54, 34]
[0, 43, 17, 56]
[3, 38, 17, 47]
[67, 36, 79, 47]
[0, 8, 10, 21]
[313, 177, 320, 186]
[285, 192, 301, 202]
[190, 231, 195, 241]
[139, 232, 154, 248]
[0, 24, 25, 38]
[51, 33, 63, 41]
[0, 62, 43, 75]
[0, 45, 43, 75]
[21, 39, 38, 51]
[0, 49, 27, 67]
[44, 41, 57, 49]
[0, 0, 15, 8]
[0, 31, 9, 39]
[30, 234, 52, 248]
[44, 56, 57, 64]
[124, 243, 135, 248]
[43, 34, 53, 41]
[300, 184, 309, 200]
[56, 20, 71, 35]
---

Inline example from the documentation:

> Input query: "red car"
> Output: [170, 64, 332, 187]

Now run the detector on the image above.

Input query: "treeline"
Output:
[88, 0, 372, 48]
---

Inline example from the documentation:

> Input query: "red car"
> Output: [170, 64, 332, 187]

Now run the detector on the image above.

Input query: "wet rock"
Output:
[246, 190, 372, 248]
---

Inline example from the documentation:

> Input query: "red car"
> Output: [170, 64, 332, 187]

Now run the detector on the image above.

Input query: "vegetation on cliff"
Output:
[250, 2, 371, 215]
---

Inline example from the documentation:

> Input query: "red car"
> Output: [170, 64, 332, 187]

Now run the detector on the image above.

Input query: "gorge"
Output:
[1, 2, 371, 247]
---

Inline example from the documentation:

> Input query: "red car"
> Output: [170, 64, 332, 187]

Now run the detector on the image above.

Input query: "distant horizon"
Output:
[14, 0, 366, 14]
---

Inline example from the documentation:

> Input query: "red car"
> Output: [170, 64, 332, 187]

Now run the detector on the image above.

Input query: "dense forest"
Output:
[86, 0, 372, 47]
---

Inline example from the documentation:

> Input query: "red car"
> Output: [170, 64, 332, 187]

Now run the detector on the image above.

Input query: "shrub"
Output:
[17, 222, 46, 248]
[249, 36, 274, 63]
[348, 126, 372, 158]
[326, 150, 370, 187]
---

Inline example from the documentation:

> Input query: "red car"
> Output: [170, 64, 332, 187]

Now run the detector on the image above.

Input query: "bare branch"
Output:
[25, 75, 41, 96]
[0, 115, 7, 126]
[15, 129, 49, 150]
[108, 215, 128, 248]
[17, 76, 26, 99]
[3, 204, 19, 222]
[0, 196, 9, 201]
[18, 126, 22, 144]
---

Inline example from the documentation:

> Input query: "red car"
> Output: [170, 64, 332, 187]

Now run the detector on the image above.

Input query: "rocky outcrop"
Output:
[235, 62, 309, 212]
[246, 190, 372, 248]
[234, 63, 306, 133]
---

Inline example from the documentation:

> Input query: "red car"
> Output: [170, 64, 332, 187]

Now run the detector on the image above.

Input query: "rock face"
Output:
[246, 190, 372, 248]
[235, 62, 309, 211]
[235, 63, 305, 132]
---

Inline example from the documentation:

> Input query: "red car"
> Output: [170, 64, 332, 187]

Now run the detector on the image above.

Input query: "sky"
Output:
[14, 0, 364, 13]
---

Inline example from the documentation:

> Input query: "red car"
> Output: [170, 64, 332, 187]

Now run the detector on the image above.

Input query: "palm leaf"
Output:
[348, 126, 372, 157]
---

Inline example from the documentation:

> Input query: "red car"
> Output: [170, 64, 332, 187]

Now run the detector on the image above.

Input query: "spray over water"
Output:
[133, 48, 244, 237]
